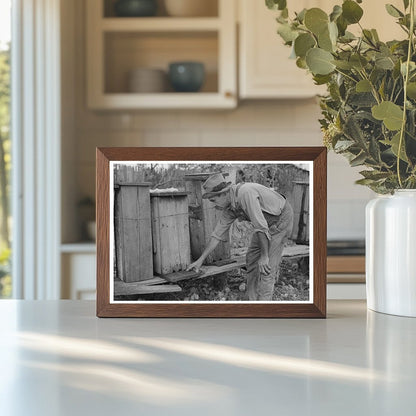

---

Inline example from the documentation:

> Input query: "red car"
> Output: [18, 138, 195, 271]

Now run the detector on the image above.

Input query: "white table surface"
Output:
[0, 300, 415, 416]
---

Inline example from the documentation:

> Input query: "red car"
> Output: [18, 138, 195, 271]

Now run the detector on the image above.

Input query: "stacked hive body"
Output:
[150, 192, 191, 275]
[114, 182, 153, 282]
[185, 173, 231, 264]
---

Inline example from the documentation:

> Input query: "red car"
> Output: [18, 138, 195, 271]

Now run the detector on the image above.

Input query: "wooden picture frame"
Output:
[96, 147, 327, 318]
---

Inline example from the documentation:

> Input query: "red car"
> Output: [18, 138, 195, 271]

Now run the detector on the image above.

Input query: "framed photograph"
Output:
[96, 147, 326, 318]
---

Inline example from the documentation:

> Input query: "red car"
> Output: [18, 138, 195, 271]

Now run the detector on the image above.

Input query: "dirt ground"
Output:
[115, 221, 310, 302]
[134, 255, 310, 302]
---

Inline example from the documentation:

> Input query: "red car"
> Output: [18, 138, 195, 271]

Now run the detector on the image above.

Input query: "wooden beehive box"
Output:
[291, 181, 309, 244]
[114, 182, 153, 282]
[150, 191, 191, 275]
[185, 173, 231, 264]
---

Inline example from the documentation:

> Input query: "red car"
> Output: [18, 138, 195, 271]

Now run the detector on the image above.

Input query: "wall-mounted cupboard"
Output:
[86, 0, 237, 109]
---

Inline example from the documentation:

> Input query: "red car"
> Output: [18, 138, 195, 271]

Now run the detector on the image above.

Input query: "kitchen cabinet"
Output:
[238, 0, 325, 99]
[238, 0, 404, 99]
[86, 0, 237, 109]
[61, 245, 96, 300]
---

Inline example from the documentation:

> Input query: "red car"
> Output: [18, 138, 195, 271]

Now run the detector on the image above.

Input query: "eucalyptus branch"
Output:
[397, 0, 415, 188]
[358, 69, 381, 104]
[390, 79, 398, 101]
[393, 85, 404, 103]
[334, 68, 358, 84]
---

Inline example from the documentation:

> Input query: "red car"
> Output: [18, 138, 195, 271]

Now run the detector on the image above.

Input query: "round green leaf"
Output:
[304, 8, 329, 35]
[330, 5, 342, 22]
[375, 56, 395, 70]
[371, 101, 404, 131]
[385, 4, 403, 18]
[356, 80, 372, 92]
[328, 21, 338, 43]
[313, 74, 332, 85]
[294, 33, 316, 58]
[342, 0, 364, 24]
[306, 48, 336, 75]
[266, 0, 287, 11]
[407, 82, 416, 99]
[336, 15, 348, 36]
[277, 23, 298, 43]
[318, 28, 334, 52]
[350, 54, 368, 70]
[389, 132, 408, 162]
[333, 60, 353, 70]
[296, 57, 308, 69]
[296, 8, 307, 23]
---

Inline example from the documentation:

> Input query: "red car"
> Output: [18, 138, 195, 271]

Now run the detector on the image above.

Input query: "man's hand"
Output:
[186, 258, 204, 273]
[258, 255, 271, 275]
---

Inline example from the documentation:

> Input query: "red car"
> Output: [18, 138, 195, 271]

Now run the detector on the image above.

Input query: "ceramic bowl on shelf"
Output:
[164, 0, 218, 17]
[168, 61, 205, 92]
[128, 68, 167, 93]
[114, 0, 158, 17]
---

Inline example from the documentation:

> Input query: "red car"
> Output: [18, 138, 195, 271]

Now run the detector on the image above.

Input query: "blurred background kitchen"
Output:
[2, 0, 403, 300]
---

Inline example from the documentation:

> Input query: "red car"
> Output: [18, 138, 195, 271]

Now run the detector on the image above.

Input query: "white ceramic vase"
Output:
[366, 190, 416, 317]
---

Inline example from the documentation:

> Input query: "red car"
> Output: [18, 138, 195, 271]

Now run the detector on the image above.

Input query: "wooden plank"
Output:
[136, 245, 310, 287]
[149, 191, 188, 197]
[160, 269, 203, 283]
[114, 279, 182, 296]
[140, 255, 246, 286]
[232, 245, 309, 258]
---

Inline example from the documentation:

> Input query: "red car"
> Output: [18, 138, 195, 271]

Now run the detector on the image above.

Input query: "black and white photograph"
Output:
[110, 161, 312, 303]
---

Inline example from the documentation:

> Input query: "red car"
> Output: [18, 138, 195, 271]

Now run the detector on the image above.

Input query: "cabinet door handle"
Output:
[225, 91, 234, 99]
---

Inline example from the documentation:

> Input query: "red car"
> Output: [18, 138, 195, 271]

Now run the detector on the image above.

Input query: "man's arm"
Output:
[239, 189, 271, 274]
[257, 232, 271, 275]
[186, 237, 221, 272]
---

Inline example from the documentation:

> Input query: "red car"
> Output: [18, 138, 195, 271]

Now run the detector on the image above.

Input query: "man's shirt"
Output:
[211, 183, 286, 242]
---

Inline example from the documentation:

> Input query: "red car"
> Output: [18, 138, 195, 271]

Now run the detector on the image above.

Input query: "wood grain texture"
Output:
[96, 148, 110, 317]
[151, 193, 191, 274]
[313, 148, 327, 318]
[185, 174, 230, 262]
[115, 184, 153, 282]
[114, 279, 182, 296]
[96, 147, 327, 318]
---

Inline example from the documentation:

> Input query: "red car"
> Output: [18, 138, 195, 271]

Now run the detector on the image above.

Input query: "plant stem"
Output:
[397, 0, 415, 188]
[358, 69, 381, 104]
[334, 68, 358, 84]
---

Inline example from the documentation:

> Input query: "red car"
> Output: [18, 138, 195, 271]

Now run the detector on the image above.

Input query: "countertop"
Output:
[0, 300, 415, 415]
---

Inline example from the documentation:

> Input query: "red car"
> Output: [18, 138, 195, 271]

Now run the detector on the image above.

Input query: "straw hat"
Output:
[201, 173, 232, 199]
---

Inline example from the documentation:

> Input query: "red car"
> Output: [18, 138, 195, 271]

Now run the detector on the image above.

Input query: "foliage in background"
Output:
[0, 43, 11, 298]
[267, 0, 416, 194]
[115, 163, 308, 198]
[0, 247, 11, 298]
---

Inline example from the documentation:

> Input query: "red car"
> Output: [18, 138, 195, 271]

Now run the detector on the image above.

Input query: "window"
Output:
[0, 0, 11, 298]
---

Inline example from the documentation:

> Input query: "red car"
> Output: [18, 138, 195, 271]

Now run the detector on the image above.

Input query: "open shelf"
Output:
[87, 0, 236, 109]
[104, 31, 218, 94]
[101, 17, 221, 31]
[103, 0, 219, 18]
